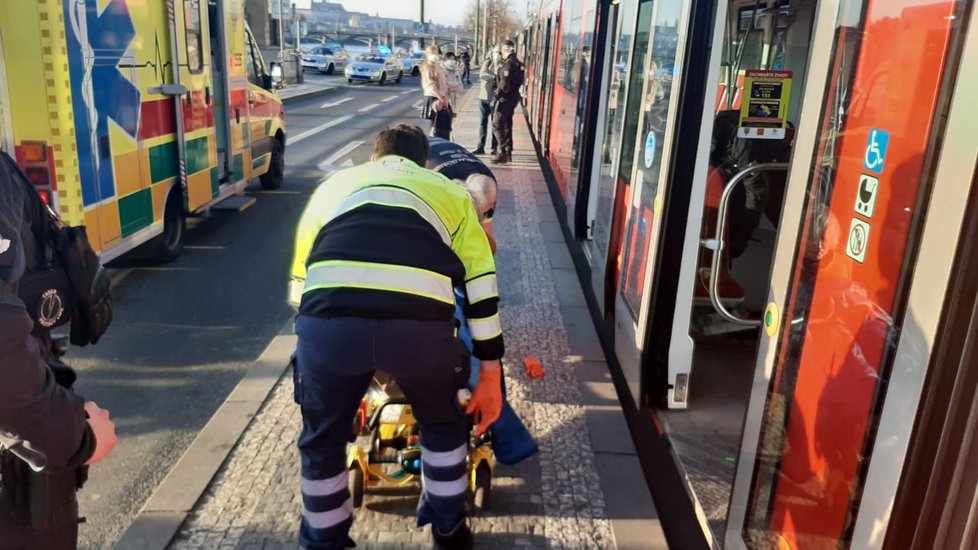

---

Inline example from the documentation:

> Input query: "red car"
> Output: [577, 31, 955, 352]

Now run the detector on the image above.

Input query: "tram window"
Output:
[741, 0, 972, 547]
[184, 0, 204, 74]
[618, 0, 683, 317]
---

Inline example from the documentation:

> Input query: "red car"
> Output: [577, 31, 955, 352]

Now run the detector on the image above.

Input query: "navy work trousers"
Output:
[478, 100, 498, 152]
[293, 315, 471, 550]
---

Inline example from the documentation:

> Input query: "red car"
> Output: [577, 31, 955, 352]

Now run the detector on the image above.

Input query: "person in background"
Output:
[426, 136, 539, 466]
[442, 52, 464, 115]
[491, 40, 525, 165]
[461, 47, 472, 85]
[288, 125, 504, 550]
[420, 45, 452, 139]
[473, 45, 500, 156]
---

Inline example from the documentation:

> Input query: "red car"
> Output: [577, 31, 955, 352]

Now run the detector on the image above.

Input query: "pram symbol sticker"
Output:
[854, 174, 880, 218]
[864, 128, 890, 174]
[847, 218, 871, 264]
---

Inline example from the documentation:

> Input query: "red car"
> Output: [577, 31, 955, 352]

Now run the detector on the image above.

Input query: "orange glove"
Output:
[466, 360, 502, 436]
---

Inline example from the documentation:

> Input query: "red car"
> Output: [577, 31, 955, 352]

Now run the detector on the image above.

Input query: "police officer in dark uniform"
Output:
[491, 40, 525, 165]
[0, 152, 116, 549]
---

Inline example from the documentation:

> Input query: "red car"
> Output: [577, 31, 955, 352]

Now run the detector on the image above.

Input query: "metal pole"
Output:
[420, 0, 425, 34]
[278, 0, 284, 57]
[482, 0, 489, 53]
[475, 0, 480, 59]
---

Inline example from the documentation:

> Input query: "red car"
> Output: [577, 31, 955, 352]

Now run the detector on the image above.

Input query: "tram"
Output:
[521, 0, 978, 547]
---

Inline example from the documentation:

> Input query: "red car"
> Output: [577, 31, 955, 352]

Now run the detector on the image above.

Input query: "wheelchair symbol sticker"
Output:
[864, 128, 890, 174]
[847, 218, 871, 264]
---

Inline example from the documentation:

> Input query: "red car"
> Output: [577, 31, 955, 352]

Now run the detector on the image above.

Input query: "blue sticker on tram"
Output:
[864, 128, 890, 174]
[644, 131, 656, 169]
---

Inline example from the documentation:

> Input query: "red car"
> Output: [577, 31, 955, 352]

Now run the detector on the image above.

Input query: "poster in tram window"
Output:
[738, 70, 793, 140]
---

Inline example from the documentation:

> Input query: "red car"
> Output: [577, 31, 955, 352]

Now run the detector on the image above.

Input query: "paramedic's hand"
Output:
[84, 401, 117, 466]
[466, 360, 502, 436]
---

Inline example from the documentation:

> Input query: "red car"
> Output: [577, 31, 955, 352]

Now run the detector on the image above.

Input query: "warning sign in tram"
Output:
[846, 218, 871, 264]
[738, 70, 793, 140]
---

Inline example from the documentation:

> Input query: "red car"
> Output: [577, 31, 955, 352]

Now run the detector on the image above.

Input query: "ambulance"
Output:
[0, 0, 287, 262]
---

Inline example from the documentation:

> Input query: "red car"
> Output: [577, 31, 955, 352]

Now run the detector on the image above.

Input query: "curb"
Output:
[281, 85, 342, 104]
[113, 322, 296, 550]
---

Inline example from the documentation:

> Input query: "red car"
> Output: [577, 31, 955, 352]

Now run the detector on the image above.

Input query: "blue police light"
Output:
[377, 45, 391, 56]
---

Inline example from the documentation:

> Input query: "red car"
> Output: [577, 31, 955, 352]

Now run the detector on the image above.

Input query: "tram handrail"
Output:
[701, 162, 790, 326]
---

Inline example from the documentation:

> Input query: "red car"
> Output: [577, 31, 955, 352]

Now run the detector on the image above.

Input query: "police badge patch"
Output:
[38, 288, 64, 328]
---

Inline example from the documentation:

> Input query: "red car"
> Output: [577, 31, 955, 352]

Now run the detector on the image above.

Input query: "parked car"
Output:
[301, 45, 349, 74]
[345, 52, 404, 85]
[399, 52, 425, 77]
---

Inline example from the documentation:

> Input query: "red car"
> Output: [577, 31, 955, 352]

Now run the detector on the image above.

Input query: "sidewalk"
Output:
[137, 88, 665, 550]
[277, 78, 341, 103]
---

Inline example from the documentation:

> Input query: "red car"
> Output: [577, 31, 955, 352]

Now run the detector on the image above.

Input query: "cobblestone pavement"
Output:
[169, 89, 617, 549]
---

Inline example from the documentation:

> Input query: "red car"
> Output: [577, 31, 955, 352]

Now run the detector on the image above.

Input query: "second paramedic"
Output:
[288, 124, 503, 550]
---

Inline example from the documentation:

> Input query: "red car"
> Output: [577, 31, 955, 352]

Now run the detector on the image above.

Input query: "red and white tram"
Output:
[521, 0, 978, 547]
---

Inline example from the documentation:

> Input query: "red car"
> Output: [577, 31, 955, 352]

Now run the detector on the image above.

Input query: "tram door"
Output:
[720, 0, 977, 548]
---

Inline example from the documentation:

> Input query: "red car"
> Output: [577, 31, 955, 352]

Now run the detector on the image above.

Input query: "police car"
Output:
[301, 46, 350, 75]
[345, 51, 404, 85]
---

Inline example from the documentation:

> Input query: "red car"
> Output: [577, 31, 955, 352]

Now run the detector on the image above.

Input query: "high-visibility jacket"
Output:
[289, 155, 504, 360]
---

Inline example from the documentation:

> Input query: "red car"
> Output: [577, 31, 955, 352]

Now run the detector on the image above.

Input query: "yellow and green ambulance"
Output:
[0, 0, 287, 262]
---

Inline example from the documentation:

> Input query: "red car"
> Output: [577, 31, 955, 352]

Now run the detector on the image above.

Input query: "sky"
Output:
[291, 0, 528, 28]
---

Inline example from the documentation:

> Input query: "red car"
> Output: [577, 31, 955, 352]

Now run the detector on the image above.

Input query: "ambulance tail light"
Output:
[22, 142, 47, 163]
[36, 190, 52, 206]
[25, 166, 50, 188]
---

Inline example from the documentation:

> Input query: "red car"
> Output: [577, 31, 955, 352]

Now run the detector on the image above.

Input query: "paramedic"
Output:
[288, 124, 504, 550]
[426, 136, 498, 252]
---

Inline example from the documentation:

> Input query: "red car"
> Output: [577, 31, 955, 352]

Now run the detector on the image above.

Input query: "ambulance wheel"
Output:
[412, 66, 420, 77]
[325, 63, 335, 75]
[378, 73, 387, 86]
[396, 71, 403, 84]
[349, 466, 365, 508]
[348, 78, 353, 84]
[152, 189, 185, 263]
[472, 464, 492, 512]
[260, 135, 285, 190]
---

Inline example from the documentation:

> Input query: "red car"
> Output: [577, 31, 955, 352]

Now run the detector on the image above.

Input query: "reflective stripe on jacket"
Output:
[289, 156, 504, 360]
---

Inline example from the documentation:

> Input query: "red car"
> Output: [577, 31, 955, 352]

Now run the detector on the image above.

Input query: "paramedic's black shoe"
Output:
[432, 521, 474, 550]
[346, 537, 357, 548]
[472, 146, 486, 155]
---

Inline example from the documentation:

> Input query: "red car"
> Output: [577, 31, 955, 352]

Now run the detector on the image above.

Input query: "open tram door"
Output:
[722, 0, 977, 547]
[603, 0, 976, 543]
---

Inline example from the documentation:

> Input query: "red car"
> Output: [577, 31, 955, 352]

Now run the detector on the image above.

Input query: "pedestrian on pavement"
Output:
[461, 48, 472, 85]
[288, 124, 504, 550]
[0, 152, 117, 549]
[426, 137, 539, 466]
[442, 52, 464, 115]
[491, 40, 525, 165]
[420, 45, 452, 139]
[473, 46, 500, 156]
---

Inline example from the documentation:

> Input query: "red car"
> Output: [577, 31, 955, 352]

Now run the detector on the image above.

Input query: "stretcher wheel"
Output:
[349, 466, 365, 508]
[472, 464, 492, 512]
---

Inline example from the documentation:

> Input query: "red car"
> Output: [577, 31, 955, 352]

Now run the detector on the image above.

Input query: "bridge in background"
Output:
[306, 31, 476, 53]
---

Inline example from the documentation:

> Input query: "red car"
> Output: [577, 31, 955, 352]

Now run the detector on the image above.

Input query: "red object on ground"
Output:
[524, 356, 545, 378]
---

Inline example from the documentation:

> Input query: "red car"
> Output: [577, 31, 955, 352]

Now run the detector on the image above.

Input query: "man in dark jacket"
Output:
[0, 153, 116, 548]
[491, 40, 524, 165]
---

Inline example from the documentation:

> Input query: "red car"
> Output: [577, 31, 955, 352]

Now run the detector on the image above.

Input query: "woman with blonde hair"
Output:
[420, 45, 452, 139]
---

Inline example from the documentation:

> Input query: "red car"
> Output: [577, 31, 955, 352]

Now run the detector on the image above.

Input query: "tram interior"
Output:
[656, 0, 817, 541]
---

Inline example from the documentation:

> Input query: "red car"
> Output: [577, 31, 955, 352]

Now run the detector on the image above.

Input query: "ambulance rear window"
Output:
[185, 0, 204, 73]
